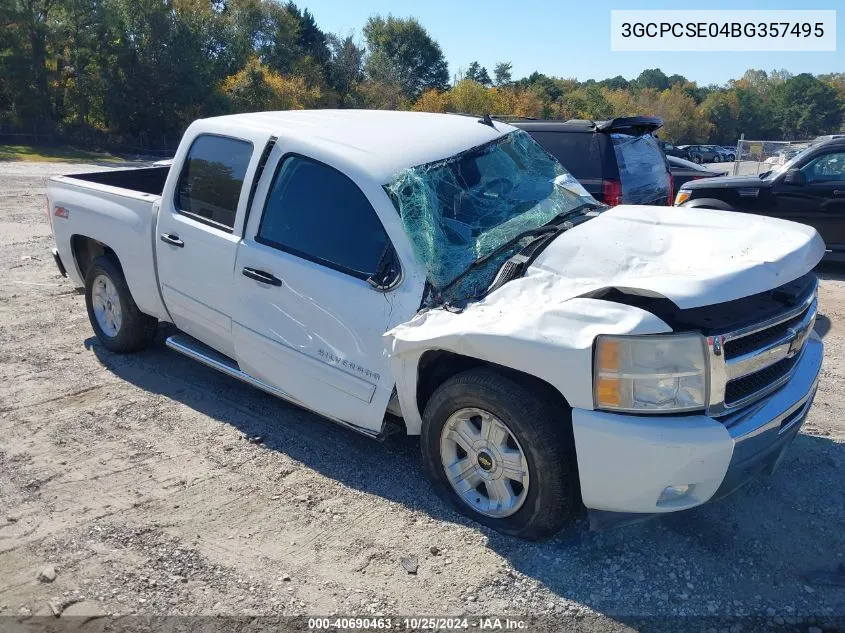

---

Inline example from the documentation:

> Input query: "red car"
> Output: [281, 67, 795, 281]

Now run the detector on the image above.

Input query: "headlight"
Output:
[594, 334, 707, 413]
[674, 190, 691, 206]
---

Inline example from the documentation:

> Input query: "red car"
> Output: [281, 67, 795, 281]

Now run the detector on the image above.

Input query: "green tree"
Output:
[285, 2, 329, 67]
[362, 15, 448, 99]
[465, 61, 491, 87]
[222, 56, 320, 111]
[771, 73, 842, 138]
[667, 73, 687, 87]
[517, 72, 566, 102]
[326, 33, 364, 106]
[702, 90, 740, 143]
[449, 79, 495, 115]
[598, 75, 629, 91]
[636, 68, 670, 92]
[820, 73, 845, 107]
[556, 85, 612, 120]
[493, 61, 512, 87]
[1, 0, 59, 126]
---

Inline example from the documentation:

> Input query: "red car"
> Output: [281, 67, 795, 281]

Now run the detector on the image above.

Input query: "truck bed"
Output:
[66, 165, 170, 196]
[47, 165, 172, 323]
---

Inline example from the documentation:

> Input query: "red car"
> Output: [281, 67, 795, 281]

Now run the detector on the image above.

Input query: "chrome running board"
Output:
[165, 333, 383, 440]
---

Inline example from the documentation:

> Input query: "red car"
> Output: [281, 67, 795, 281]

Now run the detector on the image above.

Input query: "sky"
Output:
[299, 0, 843, 86]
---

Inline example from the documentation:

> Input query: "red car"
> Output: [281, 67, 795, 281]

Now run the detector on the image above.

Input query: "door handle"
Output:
[160, 233, 184, 247]
[242, 267, 282, 287]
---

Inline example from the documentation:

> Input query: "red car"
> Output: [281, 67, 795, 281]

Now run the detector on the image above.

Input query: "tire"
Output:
[713, 155, 722, 163]
[84, 255, 158, 353]
[692, 154, 702, 164]
[420, 367, 579, 540]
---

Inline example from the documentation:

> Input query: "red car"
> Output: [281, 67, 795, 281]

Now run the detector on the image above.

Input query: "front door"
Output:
[156, 134, 254, 358]
[231, 150, 422, 433]
[773, 150, 845, 250]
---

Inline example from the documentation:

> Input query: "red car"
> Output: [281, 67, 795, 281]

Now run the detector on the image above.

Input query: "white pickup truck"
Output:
[47, 110, 824, 539]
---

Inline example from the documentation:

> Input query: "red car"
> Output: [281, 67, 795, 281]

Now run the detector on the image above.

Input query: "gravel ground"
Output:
[0, 160, 844, 633]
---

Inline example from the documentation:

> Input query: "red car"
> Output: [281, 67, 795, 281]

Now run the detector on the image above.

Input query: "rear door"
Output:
[231, 148, 423, 433]
[156, 134, 254, 357]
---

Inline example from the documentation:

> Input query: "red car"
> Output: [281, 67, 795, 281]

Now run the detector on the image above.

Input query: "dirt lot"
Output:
[1, 160, 844, 632]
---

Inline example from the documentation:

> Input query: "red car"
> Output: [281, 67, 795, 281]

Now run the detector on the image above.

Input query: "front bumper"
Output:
[571, 334, 822, 526]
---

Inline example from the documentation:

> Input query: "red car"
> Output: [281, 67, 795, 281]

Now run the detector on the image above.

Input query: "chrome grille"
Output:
[707, 280, 817, 417]
[723, 309, 810, 360]
[723, 354, 800, 404]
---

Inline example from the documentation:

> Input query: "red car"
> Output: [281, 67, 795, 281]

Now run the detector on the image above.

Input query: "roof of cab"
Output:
[192, 109, 515, 183]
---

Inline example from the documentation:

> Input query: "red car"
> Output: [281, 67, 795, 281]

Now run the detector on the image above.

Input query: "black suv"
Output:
[510, 117, 673, 207]
[677, 138, 845, 259]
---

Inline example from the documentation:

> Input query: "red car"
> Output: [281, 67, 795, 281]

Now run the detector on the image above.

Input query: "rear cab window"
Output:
[175, 134, 253, 232]
[611, 133, 671, 205]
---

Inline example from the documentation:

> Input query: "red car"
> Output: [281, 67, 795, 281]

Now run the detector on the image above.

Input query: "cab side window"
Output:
[257, 156, 393, 281]
[802, 152, 845, 183]
[175, 135, 253, 232]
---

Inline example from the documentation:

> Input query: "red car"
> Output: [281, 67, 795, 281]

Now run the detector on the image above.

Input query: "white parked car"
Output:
[46, 110, 824, 539]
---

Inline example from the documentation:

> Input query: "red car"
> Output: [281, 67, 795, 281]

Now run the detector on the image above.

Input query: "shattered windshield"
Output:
[386, 129, 597, 302]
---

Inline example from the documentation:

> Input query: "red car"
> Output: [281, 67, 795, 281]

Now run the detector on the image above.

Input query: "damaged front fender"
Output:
[384, 272, 672, 435]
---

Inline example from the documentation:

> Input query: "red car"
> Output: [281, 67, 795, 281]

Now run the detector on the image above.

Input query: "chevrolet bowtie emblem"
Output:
[786, 323, 811, 358]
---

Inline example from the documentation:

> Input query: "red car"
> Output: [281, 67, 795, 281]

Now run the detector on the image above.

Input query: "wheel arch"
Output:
[681, 198, 735, 211]
[412, 349, 572, 435]
[71, 234, 122, 280]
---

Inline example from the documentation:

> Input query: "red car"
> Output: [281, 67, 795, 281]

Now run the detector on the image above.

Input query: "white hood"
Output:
[527, 205, 824, 309]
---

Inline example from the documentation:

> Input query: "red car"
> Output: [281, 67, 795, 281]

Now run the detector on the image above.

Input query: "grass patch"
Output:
[0, 144, 127, 163]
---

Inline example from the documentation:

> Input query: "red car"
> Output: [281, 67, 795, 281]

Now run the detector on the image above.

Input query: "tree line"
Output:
[1, 0, 843, 150]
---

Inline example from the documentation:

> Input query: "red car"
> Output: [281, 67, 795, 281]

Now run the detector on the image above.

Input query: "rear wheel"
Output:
[85, 256, 157, 353]
[713, 154, 722, 163]
[420, 367, 579, 540]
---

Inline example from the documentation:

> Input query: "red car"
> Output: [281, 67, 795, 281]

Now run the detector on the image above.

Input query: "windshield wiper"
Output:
[435, 202, 601, 300]
[436, 225, 560, 299]
[547, 201, 604, 226]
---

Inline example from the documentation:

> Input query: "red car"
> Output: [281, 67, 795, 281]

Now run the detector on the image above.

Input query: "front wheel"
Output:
[420, 367, 579, 540]
[692, 154, 702, 164]
[85, 256, 158, 353]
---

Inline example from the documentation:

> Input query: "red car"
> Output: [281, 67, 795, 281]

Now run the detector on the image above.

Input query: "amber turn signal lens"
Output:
[595, 377, 621, 407]
[596, 338, 620, 373]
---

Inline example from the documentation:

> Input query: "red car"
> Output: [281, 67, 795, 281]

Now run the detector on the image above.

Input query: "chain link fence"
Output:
[731, 139, 815, 176]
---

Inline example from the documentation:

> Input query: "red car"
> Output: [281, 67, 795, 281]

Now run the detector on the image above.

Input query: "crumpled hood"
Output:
[383, 204, 824, 425]
[527, 204, 825, 309]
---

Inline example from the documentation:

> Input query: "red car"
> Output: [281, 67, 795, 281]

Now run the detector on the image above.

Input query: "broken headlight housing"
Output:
[593, 334, 707, 413]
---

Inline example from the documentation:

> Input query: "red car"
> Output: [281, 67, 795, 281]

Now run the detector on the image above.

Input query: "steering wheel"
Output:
[478, 177, 513, 197]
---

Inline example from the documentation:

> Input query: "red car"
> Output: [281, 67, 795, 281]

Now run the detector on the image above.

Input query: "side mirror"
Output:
[783, 169, 807, 186]
[366, 246, 402, 292]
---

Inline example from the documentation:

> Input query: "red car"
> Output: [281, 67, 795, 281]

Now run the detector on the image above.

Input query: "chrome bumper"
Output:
[587, 334, 822, 530]
[711, 333, 822, 499]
